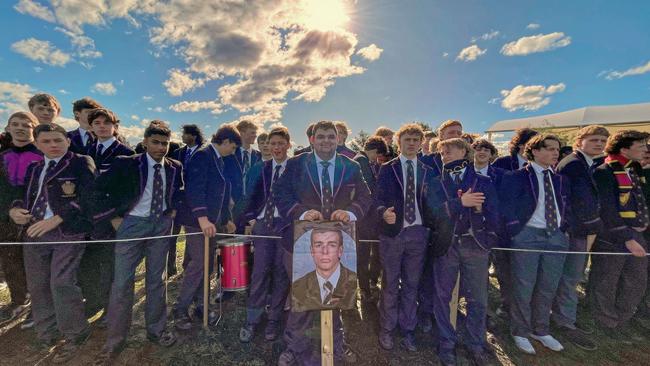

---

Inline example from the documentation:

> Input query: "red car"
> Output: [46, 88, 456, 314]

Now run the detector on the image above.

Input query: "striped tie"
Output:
[323, 281, 334, 305]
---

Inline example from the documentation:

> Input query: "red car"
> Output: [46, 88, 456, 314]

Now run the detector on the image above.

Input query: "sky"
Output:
[1, 0, 649, 147]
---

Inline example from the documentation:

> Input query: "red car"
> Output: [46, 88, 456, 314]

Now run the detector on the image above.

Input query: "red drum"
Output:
[218, 238, 251, 291]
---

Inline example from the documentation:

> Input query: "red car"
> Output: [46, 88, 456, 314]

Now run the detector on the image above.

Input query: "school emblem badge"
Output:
[62, 181, 76, 197]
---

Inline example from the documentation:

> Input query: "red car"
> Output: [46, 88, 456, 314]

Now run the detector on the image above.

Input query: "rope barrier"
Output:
[0, 232, 647, 256]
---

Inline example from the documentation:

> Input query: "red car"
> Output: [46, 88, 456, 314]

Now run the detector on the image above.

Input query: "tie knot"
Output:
[406, 160, 413, 166]
[154, 163, 162, 171]
[543, 169, 551, 176]
[324, 281, 333, 291]
[48, 160, 57, 169]
[320, 161, 331, 169]
[275, 165, 282, 172]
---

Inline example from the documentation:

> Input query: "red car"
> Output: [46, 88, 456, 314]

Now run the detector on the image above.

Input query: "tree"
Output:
[349, 130, 370, 152]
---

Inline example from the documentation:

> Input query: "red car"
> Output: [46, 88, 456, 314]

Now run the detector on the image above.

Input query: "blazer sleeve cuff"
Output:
[191, 206, 208, 220]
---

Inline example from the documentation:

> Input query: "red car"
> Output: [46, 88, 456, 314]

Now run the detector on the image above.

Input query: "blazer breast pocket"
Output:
[57, 177, 78, 198]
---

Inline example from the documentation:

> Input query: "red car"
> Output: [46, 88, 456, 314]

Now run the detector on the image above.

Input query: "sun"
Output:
[300, 0, 350, 31]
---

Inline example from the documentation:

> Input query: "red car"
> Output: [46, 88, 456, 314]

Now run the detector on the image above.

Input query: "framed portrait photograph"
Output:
[291, 221, 357, 312]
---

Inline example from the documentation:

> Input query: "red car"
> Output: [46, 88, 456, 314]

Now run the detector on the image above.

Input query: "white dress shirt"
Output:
[79, 127, 91, 146]
[517, 154, 527, 169]
[316, 264, 341, 304]
[129, 154, 167, 217]
[97, 136, 116, 154]
[576, 149, 595, 168]
[36, 156, 63, 220]
[257, 159, 287, 219]
[526, 161, 561, 229]
[475, 165, 489, 177]
[399, 154, 422, 227]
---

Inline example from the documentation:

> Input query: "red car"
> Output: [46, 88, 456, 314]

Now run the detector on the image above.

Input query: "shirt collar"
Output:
[78, 127, 88, 135]
[272, 158, 287, 170]
[315, 153, 336, 166]
[210, 144, 222, 158]
[517, 154, 527, 167]
[530, 161, 553, 174]
[98, 136, 116, 148]
[146, 153, 163, 168]
[398, 154, 417, 166]
[576, 149, 595, 167]
[44, 155, 63, 166]
[316, 263, 341, 290]
[476, 164, 489, 176]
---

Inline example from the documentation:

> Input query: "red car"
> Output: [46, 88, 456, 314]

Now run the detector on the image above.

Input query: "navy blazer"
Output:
[93, 153, 183, 222]
[374, 157, 452, 247]
[233, 160, 290, 229]
[475, 164, 506, 188]
[67, 128, 95, 155]
[181, 145, 231, 227]
[556, 151, 603, 236]
[419, 153, 442, 176]
[493, 153, 523, 171]
[337, 145, 357, 159]
[14, 151, 96, 235]
[439, 165, 499, 252]
[223, 147, 262, 203]
[499, 164, 570, 238]
[88, 139, 135, 174]
[274, 152, 372, 225]
[170, 144, 205, 167]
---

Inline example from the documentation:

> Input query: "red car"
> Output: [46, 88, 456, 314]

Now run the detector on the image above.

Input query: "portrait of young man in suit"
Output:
[292, 228, 357, 312]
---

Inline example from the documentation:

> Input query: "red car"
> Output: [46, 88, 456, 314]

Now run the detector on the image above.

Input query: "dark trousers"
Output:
[78, 228, 115, 317]
[104, 215, 172, 352]
[0, 223, 28, 305]
[174, 226, 216, 314]
[282, 248, 345, 360]
[491, 238, 512, 310]
[551, 236, 588, 328]
[23, 230, 88, 343]
[246, 219, 288, 325]
[433, 236, 489, 354]
[378, 225, 429, 334]
[357, 239, 381, 291]
[167, 222, 182, 273]
[589, 231, 648, 328]
[509, 227, 568, 337]
[418, 244, 435, 318]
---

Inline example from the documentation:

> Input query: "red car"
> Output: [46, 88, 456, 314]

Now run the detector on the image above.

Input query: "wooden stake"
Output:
[203, 234, 210, 330]
[449, 273, 460, 330]
[321, 310, 334, 366]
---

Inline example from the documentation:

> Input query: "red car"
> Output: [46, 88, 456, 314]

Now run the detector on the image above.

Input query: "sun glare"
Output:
[301, 0, 350, 31]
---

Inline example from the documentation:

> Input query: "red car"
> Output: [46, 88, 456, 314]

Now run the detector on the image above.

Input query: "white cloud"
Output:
[471, 30, 499, 43]
[117, 124, 146, 145]
[442, 52, 449, 58]
[456, 44, 486, 62]
[131, 114, 139, 120]
[169, 100, 223, 114]
[33, 67, 43, 73]
[55, 116, 79, 131]
[163, 69, 206, 97]
[499, 82, 566, 112]
[603, 60, 650, 80]
[142, 95, 153, 101]
[11, 38, 71, 66]
[15, 0, 375, 123]
[147, 106, 164, 112]
[0, 81, 34, 121]
[14, 0, 55, 23]
[501, 32, 571, 56]
[526, 23, 540, 30]
[55, 27, 102, 59]
[91, 82, 117, 95]
[356, 44, 383, 61]
[58, 89, 69, 94]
